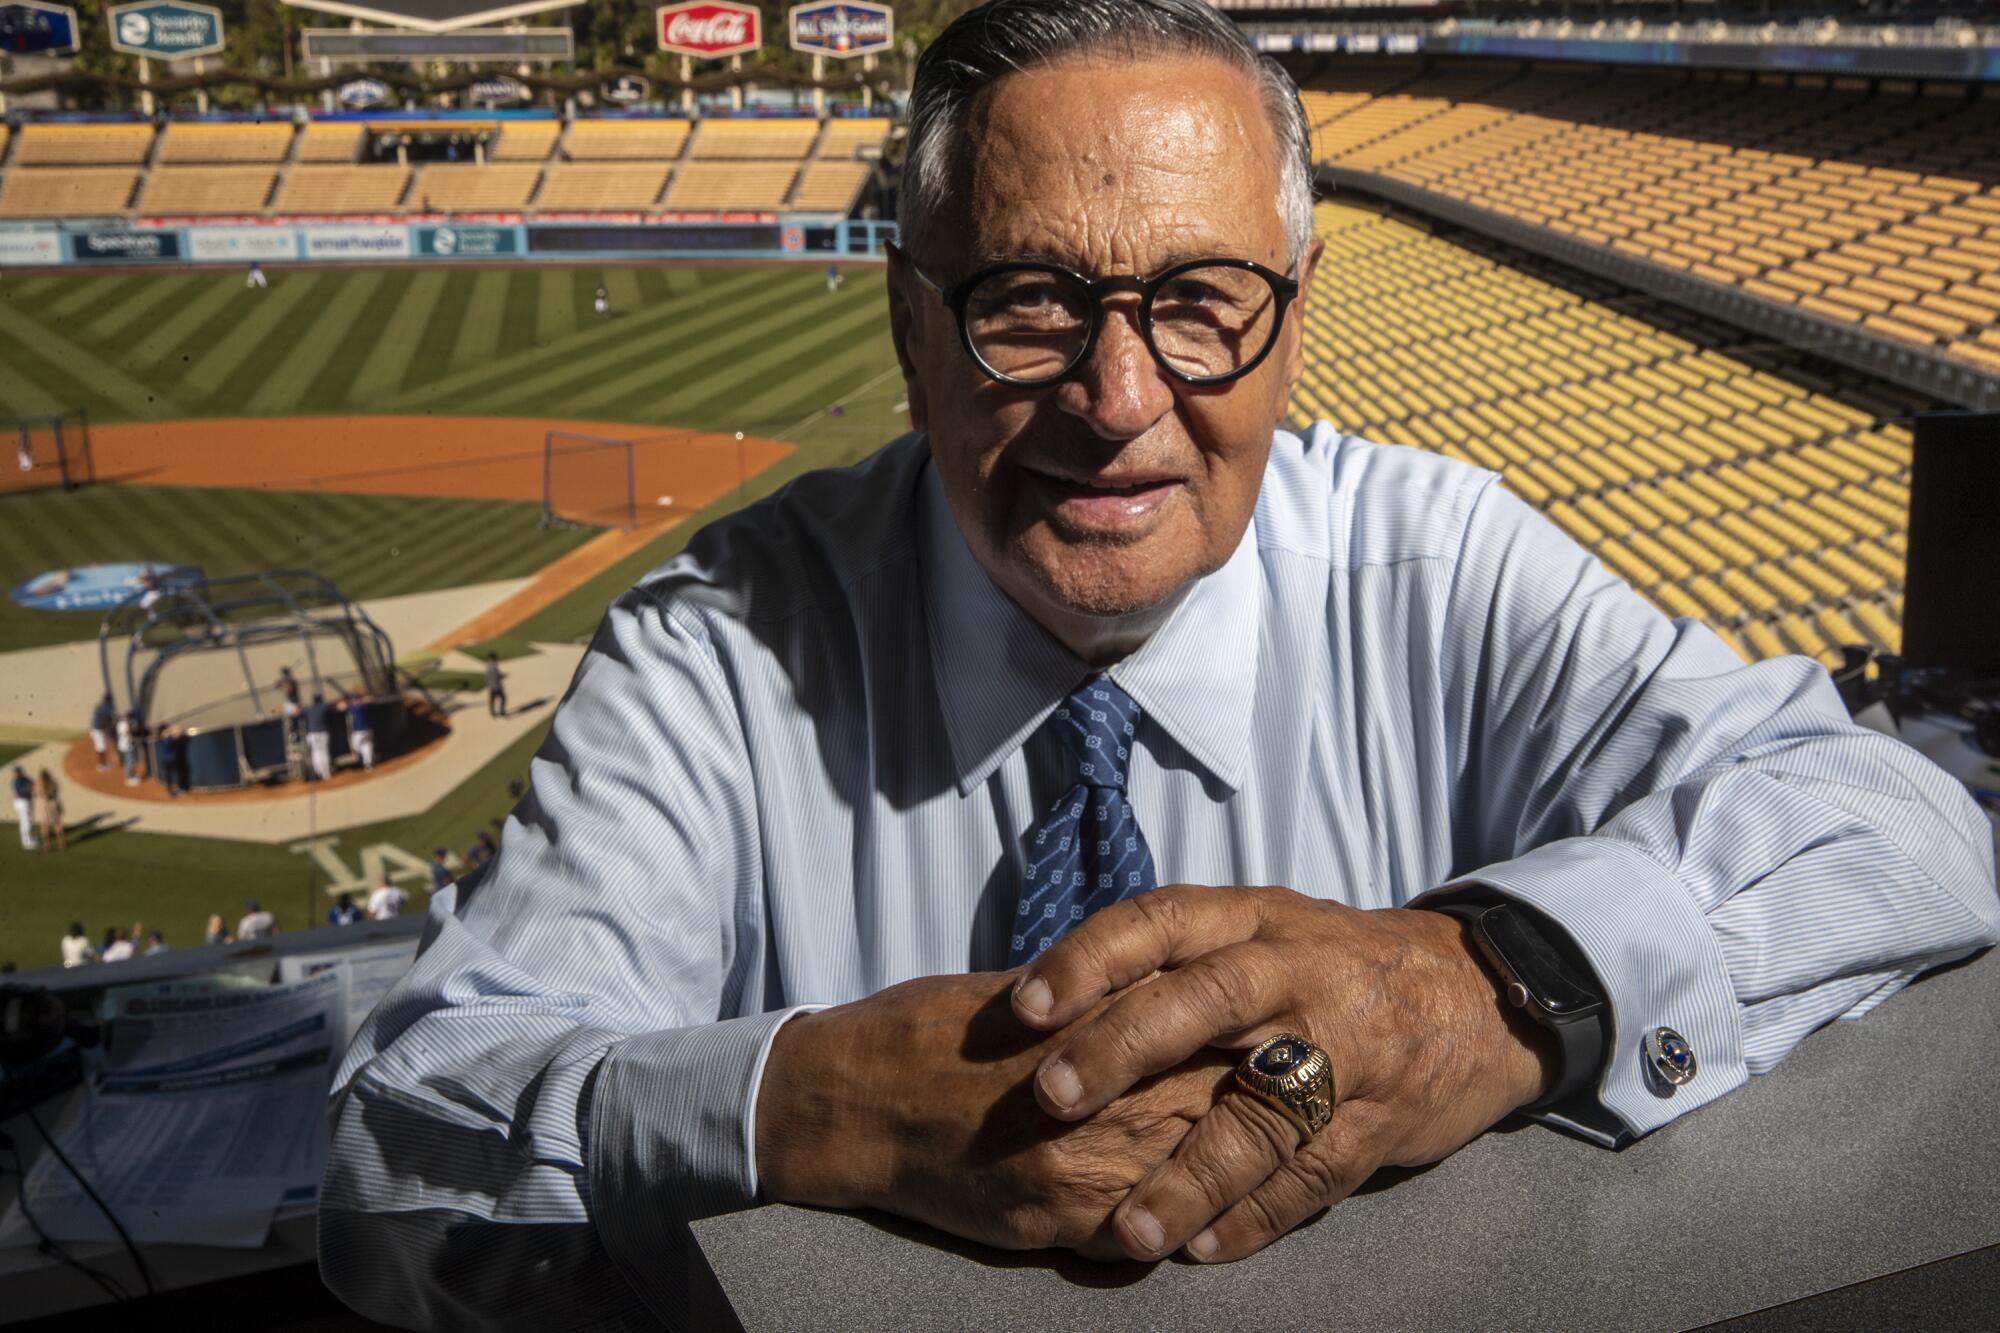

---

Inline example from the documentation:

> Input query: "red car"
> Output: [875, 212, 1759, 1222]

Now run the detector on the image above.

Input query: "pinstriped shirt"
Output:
[321, 424, 2000, 1330]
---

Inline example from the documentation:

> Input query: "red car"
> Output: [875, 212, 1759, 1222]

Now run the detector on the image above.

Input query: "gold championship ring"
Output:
[1234, 1033, 1336, 1142]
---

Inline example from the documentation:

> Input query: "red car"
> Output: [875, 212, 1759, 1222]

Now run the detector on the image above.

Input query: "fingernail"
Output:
[1014, 975, 1052, 1020]
[1040, 1058, 1081, 1111]
[1186, 1229, 1219, 1262]
[1126, 1206, 1165, 1256]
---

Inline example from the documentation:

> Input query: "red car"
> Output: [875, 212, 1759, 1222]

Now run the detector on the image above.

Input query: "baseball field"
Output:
[0, 262, 905, 966]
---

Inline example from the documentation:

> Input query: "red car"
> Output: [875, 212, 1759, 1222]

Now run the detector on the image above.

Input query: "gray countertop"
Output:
[692, 950, 2000, 1331]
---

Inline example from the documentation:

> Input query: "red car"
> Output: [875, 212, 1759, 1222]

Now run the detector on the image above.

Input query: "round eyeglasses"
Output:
[906, 254, 1302, 388]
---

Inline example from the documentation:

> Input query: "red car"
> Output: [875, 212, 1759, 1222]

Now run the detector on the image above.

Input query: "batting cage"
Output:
[542, 429, 638, 530]
[1, 408, 93, 496]
[100, 569, 413, 791]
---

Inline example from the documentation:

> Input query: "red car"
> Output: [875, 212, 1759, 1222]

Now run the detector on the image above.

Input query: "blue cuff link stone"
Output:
[1644, 1026, 1697, 1089]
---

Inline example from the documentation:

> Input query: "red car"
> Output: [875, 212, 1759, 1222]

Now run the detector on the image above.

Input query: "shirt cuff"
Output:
[587, 1004, 822, 1294]
[1415, 837, 1746, 1141]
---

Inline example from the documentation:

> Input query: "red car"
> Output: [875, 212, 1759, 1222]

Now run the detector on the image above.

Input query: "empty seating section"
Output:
[1293, 199, 1920, 665]
[817, 117, 891, 158]
[0, 168, 136, 217]
[158, 122, 294, 163]
[564, 120, 691, 160]
[296, 123, 363, 162]
[535, 162, 668, 210]
[13, 123, 155, 165]
[690, 119, 819, 159]
[665, 161, 798, 210]
[790, 161, 871, 213]
[1304, 67, 2000, 375]
[414, 164, 542, 212]
[275, 165, 410, 213]
[490, 120, 562, 161]
[140, 167, 276, 214]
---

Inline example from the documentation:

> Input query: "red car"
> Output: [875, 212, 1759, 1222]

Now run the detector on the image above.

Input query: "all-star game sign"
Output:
[107, 0, 224, 59]
[787, 2, 893, 59]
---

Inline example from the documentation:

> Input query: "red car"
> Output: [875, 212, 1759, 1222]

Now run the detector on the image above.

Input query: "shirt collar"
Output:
[920, 454, 1262, 797]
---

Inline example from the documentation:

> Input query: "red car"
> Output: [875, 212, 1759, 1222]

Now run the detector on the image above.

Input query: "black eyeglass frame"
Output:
[901, 249, 1303, 388]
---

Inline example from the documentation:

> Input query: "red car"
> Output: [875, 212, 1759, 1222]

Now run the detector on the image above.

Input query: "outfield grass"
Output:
[0, 262, 909, 964]
[0, 718, 553, 971]
[1, 264, 898, 435]
[0, 484, 594, 653]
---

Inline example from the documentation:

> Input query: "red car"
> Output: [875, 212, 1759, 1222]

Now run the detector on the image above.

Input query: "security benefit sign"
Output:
[108, 1, 224, 60]
[788, 2, 893, 59]
[657, 1, 761, 59]
[0, 2, 80, 56]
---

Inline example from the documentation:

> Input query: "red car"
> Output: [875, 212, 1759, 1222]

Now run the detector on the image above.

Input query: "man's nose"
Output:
[1054, 303, 1176, 441]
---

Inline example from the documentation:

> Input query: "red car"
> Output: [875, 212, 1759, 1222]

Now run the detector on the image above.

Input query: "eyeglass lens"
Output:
[961, 265, 1281, 383]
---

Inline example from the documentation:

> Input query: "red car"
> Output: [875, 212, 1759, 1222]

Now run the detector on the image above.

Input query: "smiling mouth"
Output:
[1025, 468, 1185, 531]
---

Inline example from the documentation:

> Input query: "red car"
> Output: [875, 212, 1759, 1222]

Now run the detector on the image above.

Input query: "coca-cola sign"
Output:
[657, 1, 761, 59]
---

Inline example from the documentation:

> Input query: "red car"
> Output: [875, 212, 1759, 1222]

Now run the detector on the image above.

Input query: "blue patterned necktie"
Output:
[1009, 676, 1159, 967]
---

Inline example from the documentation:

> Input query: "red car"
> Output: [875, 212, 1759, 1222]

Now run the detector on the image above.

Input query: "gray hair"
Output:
[899, 0, 1315, 268]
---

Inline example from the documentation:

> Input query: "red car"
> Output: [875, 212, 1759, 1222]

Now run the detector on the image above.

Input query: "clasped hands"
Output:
[756, 885, 1554, 1265]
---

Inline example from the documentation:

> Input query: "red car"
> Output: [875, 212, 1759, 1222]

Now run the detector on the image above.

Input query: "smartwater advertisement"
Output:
[301, 225, 410, 260]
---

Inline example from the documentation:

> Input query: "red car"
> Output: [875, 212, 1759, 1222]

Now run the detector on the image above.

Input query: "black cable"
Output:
[22, 1105, 155, 1296]
[1, 1147, 130, 1303]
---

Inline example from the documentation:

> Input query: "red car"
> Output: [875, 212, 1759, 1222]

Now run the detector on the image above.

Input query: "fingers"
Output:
[1012, 884, 1265, 1031]
[1107, 1088, 1300, 1261]
[1183, 1105, 1386, 1264]
[1030, 943, 1275, 1120]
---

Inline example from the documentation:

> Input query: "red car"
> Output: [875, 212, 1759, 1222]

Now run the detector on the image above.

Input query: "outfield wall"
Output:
[0, 219, 896, 269]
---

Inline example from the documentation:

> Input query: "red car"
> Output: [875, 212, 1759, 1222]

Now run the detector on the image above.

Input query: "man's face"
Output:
[890, 56, 1318, 630]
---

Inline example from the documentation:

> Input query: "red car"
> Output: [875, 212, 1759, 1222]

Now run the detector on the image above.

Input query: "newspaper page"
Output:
[1, 971, 342, 1248]
[277, 935, 420, 1054]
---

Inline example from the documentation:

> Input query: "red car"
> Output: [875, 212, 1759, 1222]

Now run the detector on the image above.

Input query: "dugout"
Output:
[98, 569, 415, 792]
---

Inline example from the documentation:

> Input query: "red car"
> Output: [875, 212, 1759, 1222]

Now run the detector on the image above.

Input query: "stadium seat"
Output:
[412, 164, 543, 212]
[817, 117, 892, 158]
[490, 120, 562, 162]
[564, 120, 692, 160]
[157, 122, 295, 164]
[665, 161, 800, 210]
[12, 123, 155, 165]
[689, 119, 820, 159]
[139, 167, 278, 215]
[534, 162, 669, 211]
[273, 165, 411, 213]
[296, 123, 364, 163]
[789, 161, 872, 213]
[0, 167, 138, 217]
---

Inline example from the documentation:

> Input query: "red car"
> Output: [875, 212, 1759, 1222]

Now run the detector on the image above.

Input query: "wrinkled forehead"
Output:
[944, 55, 1289, 279]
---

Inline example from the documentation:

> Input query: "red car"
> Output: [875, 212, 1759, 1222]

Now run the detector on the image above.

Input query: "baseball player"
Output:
[304, 694, 334, 782]
[116, 711, 138, 786]
[825, 263, 843, 293]
[246, 261, 268, 290]
[89, 694, 115, 770]
[15, 425, 31, 473]
[346, 695, 375, 772]
[593, 285, 610, 318]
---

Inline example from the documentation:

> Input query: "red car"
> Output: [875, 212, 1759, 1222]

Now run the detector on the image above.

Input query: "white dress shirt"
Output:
[321, 425, 1999, 1329]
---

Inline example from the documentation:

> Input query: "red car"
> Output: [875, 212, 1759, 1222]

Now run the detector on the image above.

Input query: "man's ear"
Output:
[1276, 235, 1325, 422]
[885, 243, 930, 432]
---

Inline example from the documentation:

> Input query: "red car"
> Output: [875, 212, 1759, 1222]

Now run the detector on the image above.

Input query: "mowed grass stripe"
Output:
[535, 269, 576, 346]
[178, 272, 332, 405]
[660, 301, 891, 425]
[0, 301, 185, 418]
[481, 268, 818, 418]
[298, 271, 418, 411]
[0, 338, 69, 418]
[132, 274, 253, 378]
[387, 264, 788, 412]
[600, 286, 889, 424]
[111, 483, 263, 573]
[393, 270, 478, 398]
[495, 269, 542, 361]
[347, 272, 450, 404]
[0, 320, 144, 420]
[728, 327, 899, 428]
[55, 275, 151, 332]
[30, 275, 107, 322]
[241, 272, 390, 415]
[448, 270, 511, 369]
[86, 270, 202, 344]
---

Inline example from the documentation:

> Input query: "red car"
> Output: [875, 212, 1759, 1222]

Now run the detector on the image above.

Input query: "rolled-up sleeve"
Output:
[1425, 476, 2000, 1141]
[320, 584, 790, 1329]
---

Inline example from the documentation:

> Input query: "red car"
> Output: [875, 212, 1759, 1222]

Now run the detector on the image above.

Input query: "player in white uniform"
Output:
[246, 261, 268, 290]
[593, 286, 609, 318]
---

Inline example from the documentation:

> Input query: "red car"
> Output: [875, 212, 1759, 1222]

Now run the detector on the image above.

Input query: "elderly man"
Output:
[321, 2, 1998, 1326]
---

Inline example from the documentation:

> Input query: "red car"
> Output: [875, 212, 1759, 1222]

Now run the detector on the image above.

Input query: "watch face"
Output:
[1252, 1039, 1307, 1076]
[1482, 904, 1602, 1017]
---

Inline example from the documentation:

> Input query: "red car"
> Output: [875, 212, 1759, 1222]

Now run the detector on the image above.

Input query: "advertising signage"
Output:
[657, 2, 760, 59]
[108, 1, 224, 60]
[0, 2, 79, 56]
[788, 2, 893, 59]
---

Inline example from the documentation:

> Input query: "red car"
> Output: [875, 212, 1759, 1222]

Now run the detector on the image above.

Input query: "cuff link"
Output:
[1643, 1026, 1697, 1090]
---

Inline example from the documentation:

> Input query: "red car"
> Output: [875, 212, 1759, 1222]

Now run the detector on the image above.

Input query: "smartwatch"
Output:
[1430, 898, 1608, 1110]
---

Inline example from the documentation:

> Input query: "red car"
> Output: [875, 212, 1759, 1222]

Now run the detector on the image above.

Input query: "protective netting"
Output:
[542, 430, 635, 529]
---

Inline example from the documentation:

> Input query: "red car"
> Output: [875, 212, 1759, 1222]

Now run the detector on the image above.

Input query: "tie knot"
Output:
[1052, 676, 1140, 791]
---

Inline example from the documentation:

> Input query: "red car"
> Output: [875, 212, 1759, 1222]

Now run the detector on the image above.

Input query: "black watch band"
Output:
[1430, 899, 1608, 1110]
